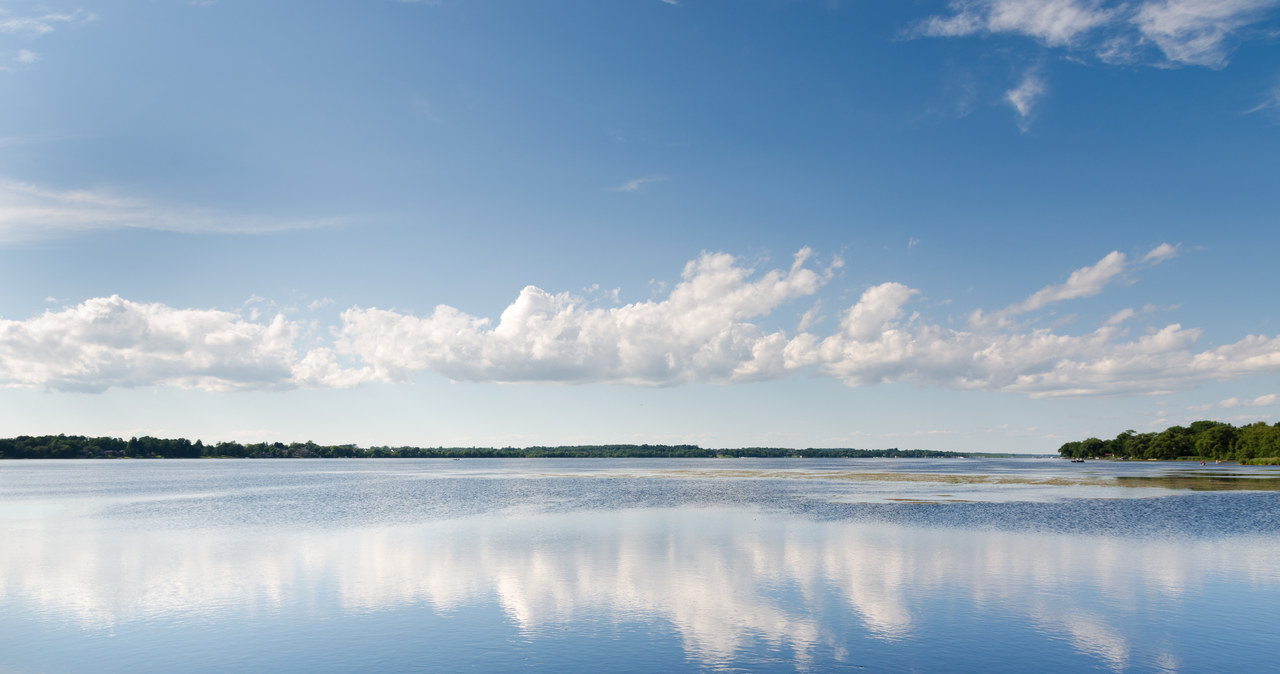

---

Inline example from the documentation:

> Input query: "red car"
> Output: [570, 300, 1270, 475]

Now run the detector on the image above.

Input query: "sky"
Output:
[0, 0, 1278, 453]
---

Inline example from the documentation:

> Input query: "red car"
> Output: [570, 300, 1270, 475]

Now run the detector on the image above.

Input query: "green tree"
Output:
[1235, 422, 1280, 460]
[1194, 424, 1237, 460]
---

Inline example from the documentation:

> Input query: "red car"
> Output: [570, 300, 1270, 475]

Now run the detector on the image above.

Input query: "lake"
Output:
[2, 458, 1279, 672]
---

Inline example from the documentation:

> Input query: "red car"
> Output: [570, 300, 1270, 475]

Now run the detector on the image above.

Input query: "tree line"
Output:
[0, 435, 992, 460]
[1057, 420, 1280, 463]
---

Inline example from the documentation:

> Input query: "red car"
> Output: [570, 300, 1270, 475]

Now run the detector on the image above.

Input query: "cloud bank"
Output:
[2, 246, 1278, 398]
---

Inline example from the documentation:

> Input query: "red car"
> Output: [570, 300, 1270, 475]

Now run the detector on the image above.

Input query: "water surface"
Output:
[2, 458, 1278, 672]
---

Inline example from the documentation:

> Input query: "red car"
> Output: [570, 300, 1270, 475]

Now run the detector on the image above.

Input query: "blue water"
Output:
[2, 458, 1278, 672]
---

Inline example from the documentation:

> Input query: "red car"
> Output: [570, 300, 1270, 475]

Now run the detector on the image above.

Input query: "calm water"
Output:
[3, 458, 1279, 672]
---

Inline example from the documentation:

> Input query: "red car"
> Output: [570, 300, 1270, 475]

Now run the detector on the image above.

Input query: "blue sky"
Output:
[1, 0, 1278, 452]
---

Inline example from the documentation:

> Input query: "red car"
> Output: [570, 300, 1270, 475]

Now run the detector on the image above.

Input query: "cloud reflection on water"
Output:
[4, 506, 1279, 670]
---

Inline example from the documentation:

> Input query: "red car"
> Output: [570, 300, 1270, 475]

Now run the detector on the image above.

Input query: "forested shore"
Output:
[0, 435, 1007, 460]
[1057, 420, 1280, 463]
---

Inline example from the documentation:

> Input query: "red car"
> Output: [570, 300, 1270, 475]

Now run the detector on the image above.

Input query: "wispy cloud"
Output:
[414, 98, 440, 121]
[0, 8, 95, 72]
[0, 179, 344, 244]
[0, 9, 93, 36]
[1005, 67, 1047, 132]
[0, 49, 37, 71]
[1245, 81, 1280, 114]
[1132, 0, 1279, 68]
[1140, 242, 1178, 264]
[914, 0, 1116, 47]
[1017, 248, 1128, 312]
[613, 176, 666, 193]
[968, 245, 1153, 328]
[911, 0, 1279, 126]
[1105, 307, 1136, 325]
[912, 0, 1280, 68]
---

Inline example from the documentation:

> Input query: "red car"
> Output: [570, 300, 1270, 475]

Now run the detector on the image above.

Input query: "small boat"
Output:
[1070, 457, 1085, 463]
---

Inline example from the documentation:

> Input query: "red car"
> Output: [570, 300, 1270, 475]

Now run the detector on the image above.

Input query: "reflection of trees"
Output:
[3, 508, 1278, 669]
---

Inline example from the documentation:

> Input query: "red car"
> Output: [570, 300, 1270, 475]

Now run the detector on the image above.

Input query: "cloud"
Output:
[1005, 68, 1048, 132]
[1132, 0, 1279, 68]
[802, 311, 1279, 398]
[0, 9, 94, 72]
[614, 176, 666, 193]
[1245, 81, 1280, 115]
[326, 246, 1280, 397]
[334, 248, 837, 386]
[0, 179, 342, 243]
[0, 297, 295, 392]
[1105, 307, 1136, 325]
[914, 0, 1116, 47]
[1140, 242, 1178, 264]
[1016, 250, 1126, 312]
[3, 247, 1278, 398]
[836, 283, 919, 343]
[0, 49, 37, 71]
[0, 296, 377, 392]
[414, 98, 441, 121]
[912, 0, 1280, 67]
[969, 248, 1130, 329]
[0, 9, 93, 36]
[1190, 393, 1278, 411]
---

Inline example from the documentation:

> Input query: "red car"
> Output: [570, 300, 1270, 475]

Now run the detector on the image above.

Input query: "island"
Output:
[0, 436, 1021, 460]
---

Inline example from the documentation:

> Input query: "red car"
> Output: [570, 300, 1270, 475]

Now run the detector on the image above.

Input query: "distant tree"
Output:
[1146, 426, 1194, 460]
[1194, 423, 1237, 460]
[1235, 422, 1280, 460]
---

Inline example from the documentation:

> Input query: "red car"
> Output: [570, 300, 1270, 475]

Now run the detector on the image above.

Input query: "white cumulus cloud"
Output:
[334, 249, 837, 386]
[3, 247, 1278, 399]
[0, 296, 376, 393]
[0, 297, 298, 392]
